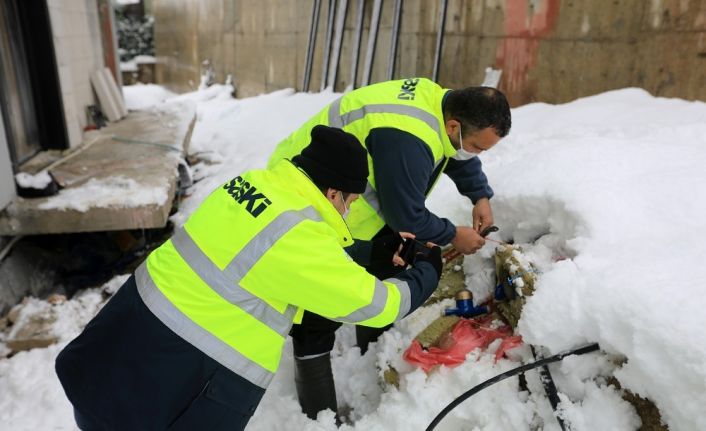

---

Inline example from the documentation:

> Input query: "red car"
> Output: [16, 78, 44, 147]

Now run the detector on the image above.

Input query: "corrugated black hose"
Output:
[425, 343, 600, 431]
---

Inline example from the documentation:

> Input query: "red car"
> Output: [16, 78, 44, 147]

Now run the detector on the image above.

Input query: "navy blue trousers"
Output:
[55, 275, 264, 430]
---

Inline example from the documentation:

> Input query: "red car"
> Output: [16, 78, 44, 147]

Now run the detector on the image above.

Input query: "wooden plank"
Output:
[102, 68, 128, 117]
[91, 68, 122, 122]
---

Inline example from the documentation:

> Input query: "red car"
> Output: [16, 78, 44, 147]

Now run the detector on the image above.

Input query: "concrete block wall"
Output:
[47, 0, 106, 147]
[153, 0, 310, 96]
[153, 0, 706, 105]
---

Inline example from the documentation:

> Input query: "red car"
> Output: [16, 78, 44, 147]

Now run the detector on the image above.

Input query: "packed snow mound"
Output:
[184, 86, 704, 429]
[432, 88, 706, 431]
[122, 83, 177, 110]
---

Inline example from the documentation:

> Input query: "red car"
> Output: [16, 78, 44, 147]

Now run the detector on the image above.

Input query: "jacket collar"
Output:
[273, 160, 354, 247]
[438, 88, 456, 157]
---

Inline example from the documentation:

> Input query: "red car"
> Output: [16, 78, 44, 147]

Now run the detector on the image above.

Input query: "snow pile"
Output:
[37, 176, 169, 212]
[0, 344, 75, 429]
[122, 83, 177, 110]
[14, 171, 53, 190]
[171, 85, 701, 430]
[493, 89, 706, 431]
[168, 86, 338, 226]
[426, 88, 706, 430]
[0, 276, 127, 430]
[2, 85, 705, 430]
[119, 61, 138, 73]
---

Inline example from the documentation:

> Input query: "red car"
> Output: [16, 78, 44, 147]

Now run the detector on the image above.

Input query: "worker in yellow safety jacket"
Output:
[55, 125, 443, 430]
[269, 78, 511, 419]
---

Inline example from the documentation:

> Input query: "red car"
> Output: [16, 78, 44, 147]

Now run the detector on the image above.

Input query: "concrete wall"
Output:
[153, 0, 706, 105]
[0, 109, 15, 211]
[47, 0, 106, 147]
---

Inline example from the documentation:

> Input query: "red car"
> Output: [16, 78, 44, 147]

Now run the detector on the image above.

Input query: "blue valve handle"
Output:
[445, 297, 488, 318]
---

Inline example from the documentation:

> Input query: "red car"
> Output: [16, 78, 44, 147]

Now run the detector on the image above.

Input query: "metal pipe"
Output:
[320, 0, 337, 91]
[327, 0, 349, 90]
[361, 0, 381, 86]
[348, 0, 365, 90]
[432, 0, 448, 82]
[302, 0, 322, 92]
[386, 0, 403, 80]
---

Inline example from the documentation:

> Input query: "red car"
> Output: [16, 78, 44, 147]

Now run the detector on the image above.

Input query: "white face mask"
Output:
[451, 124, 479, 161]
[339, 192, 350, 219]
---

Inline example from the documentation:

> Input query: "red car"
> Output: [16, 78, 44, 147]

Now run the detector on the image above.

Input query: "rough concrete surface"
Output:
[153, 0, 705, 105]
[0, 107, 195, 235]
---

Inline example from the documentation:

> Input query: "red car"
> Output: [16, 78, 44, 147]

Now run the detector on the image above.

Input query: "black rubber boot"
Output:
[356, 324, 392, 355]
[294, 353, 338, 421]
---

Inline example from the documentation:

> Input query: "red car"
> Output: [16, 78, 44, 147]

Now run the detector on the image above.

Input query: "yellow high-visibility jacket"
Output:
[135, 160, 417, 389]
[269, 78, 458, 240]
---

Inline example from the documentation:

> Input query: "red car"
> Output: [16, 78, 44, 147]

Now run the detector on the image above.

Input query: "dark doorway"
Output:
[0, 0, 68, 170]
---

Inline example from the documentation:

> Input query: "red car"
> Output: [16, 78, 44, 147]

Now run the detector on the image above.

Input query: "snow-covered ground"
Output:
[1, 83, 705, 430]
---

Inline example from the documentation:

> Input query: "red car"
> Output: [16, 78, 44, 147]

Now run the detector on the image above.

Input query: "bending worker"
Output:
[55, 126, 443, 430]
[269, 78, 512, 419]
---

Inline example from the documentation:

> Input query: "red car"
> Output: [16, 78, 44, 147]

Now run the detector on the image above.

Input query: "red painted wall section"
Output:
[495, 0, 561, 105]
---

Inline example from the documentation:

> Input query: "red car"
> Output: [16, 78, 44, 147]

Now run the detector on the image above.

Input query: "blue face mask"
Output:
[451, 124, 479, 161]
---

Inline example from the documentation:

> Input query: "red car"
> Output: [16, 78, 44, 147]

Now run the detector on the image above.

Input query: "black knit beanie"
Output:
[292, 125, 368, 193]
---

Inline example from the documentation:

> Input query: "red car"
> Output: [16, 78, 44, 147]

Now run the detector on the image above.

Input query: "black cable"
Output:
[426, 343, 600, 431]
[531, 345, 567, 431]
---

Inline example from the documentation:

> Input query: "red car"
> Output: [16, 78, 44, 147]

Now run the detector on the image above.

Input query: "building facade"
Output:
[152, 0, 706, 104]
[0, 0, 119, 209]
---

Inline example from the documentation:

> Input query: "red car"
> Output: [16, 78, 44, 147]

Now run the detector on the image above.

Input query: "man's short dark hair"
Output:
[443, 87, 511, 137]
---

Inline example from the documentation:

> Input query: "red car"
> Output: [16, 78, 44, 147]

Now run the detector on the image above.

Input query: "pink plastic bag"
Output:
[403, 317, 521, 372]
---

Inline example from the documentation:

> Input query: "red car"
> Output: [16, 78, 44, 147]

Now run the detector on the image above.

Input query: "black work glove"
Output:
[369, 233, 404, 267]
[412, 245, 443, 280]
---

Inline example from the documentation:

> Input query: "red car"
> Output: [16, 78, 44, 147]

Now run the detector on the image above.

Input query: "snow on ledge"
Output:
[38, 176, 169, 212]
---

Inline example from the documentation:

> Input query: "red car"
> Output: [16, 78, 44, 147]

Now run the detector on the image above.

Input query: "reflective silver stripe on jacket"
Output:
[391, 278, 412, 320]
[169, 208, 319, 336]
[135, 206, 321, 388]
[136, 264, 274, 388]
[328, 96, 446, 220]
[329, 97, 343, 127]
[362, 182, 381, 214]
[332, 277, 411, 323]
[327, 97, 443, 140]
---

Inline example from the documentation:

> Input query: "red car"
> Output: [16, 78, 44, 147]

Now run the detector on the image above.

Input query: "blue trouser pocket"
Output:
[167, 369, 264, 431]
